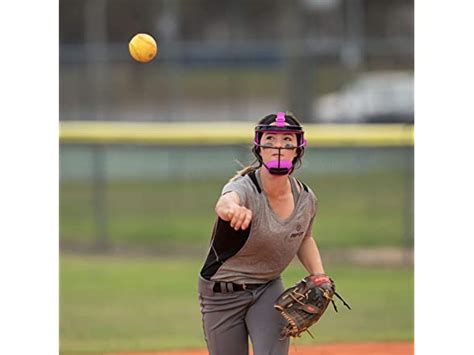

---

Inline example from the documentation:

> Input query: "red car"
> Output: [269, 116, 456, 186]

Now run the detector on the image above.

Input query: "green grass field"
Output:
[60, 169, 412, 251]
[60, 254, 413, 354]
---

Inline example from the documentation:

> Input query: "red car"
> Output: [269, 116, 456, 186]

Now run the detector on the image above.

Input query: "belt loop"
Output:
[220, 282, 227, 294]
[227, 282, 234, 293]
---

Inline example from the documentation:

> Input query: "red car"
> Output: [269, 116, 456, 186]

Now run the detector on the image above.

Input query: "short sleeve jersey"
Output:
[200, 169, 318, 284]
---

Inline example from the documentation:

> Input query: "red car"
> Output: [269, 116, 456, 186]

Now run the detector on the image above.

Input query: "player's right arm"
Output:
[215, 191, 252, 231]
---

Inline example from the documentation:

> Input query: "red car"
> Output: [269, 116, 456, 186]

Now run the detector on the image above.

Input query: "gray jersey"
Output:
[200, 169, 318, 284]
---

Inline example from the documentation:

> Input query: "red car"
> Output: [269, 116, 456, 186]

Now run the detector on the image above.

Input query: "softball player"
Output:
[198, 112, 326, 355]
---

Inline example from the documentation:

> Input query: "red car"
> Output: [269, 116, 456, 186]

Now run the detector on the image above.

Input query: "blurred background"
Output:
[59, 0, 414, 354]
[60, 0, 413, 123]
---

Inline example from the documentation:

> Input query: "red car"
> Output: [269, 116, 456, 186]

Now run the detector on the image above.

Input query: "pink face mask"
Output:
[264, 159, 294, 175]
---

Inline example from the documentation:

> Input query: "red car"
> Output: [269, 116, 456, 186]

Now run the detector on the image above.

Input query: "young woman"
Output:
[198, 112, 327, 355]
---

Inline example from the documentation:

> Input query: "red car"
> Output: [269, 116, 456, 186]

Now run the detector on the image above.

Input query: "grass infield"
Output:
[60, 254, 413, 354]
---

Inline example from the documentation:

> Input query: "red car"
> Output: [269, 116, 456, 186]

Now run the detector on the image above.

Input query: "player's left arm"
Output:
[297, 237, 325, 275]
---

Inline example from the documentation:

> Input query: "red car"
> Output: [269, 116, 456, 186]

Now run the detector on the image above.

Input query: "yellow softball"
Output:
[128, 33, 157, 63]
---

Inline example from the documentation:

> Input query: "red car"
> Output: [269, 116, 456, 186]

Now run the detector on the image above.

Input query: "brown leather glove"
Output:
[274, 274, 351, 338]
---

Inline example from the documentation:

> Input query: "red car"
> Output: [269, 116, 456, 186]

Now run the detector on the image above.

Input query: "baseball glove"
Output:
[274, 274, 351, 338]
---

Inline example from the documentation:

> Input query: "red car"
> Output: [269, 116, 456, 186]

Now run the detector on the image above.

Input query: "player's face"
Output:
[259, 132, 298, 162]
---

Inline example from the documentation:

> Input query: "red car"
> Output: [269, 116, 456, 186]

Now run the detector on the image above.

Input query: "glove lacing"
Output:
[330, 291, 352, 312]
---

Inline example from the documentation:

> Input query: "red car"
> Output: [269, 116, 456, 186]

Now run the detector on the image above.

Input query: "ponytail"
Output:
[229, 161, 261, 182]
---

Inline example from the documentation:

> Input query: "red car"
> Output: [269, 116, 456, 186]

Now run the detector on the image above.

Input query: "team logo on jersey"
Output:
[285, 224, 304, 241]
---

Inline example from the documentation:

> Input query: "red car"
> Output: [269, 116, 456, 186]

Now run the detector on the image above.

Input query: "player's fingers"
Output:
[224, 208, 235, 221]
[240, 210, 252, 230]
[230, 209, 242, 228]
[233, 208, 248, 230]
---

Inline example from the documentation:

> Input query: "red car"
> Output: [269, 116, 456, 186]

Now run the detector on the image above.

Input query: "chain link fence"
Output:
[60, 142, 413, 255]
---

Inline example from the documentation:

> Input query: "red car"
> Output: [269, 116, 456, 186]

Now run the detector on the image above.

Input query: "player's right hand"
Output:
[226, 205, 252, 230]
[215, 191, 252, 230]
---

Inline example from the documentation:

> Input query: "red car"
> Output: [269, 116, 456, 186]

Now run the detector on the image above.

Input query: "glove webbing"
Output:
[330, 291, 352, 312]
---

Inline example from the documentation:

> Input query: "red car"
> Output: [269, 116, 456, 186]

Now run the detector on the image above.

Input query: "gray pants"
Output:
[198, 275, 289, 355]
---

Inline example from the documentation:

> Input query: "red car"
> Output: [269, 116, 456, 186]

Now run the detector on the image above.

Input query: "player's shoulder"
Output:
[223, 172, 259, 194]
[226, 173, 251, 186]
[293, 176, 318, 202]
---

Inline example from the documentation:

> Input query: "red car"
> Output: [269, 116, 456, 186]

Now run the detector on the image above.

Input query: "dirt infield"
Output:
[111, 341, 413, 355]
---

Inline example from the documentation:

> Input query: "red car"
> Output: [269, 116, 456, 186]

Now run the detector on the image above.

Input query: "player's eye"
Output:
[263, 137, 275, 145]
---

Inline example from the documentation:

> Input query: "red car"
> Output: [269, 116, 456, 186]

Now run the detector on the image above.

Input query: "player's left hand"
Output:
[274, 274, 351, 338]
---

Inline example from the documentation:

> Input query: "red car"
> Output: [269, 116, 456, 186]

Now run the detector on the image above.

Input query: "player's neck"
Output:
[259, 168, 290, 198]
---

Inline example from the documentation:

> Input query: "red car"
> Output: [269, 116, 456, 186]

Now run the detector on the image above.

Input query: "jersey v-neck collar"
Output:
[255, 169, 301, 224]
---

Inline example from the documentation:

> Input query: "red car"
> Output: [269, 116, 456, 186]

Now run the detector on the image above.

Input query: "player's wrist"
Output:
[310, 272, 326, 277]
[307, 274, 331, 288]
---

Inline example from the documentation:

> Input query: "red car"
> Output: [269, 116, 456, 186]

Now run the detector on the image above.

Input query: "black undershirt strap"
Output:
[248, 171, 262, 193]
[296, 178, 309, 192]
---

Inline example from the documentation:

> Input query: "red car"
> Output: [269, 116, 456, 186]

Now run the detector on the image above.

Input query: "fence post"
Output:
[92, 144, 109, 251]
[402, 130, 414, 265]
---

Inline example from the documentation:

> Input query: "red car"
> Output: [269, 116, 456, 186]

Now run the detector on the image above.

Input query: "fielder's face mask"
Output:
[254, 112, 307, 175]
